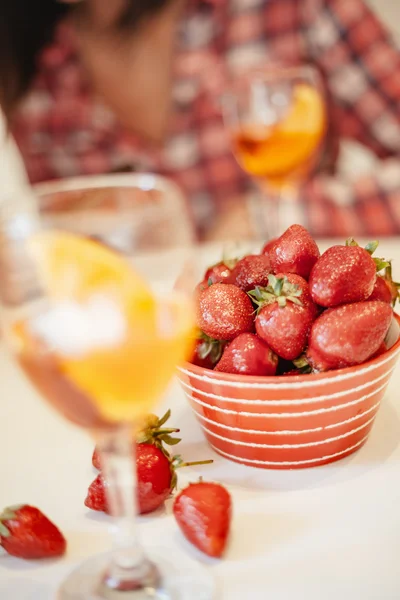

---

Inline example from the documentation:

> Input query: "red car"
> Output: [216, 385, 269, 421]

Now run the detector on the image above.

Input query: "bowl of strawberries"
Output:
[177, 225, 400, 469]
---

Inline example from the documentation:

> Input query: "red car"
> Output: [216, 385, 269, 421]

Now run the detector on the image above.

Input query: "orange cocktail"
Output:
[233, 83, 326, 189]
[10, 232, 193, 429]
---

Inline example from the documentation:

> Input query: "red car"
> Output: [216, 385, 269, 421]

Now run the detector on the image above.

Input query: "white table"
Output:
[1, 239, 400, 600]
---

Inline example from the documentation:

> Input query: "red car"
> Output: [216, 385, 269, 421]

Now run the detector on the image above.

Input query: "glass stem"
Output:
[98, 425, 157, 593]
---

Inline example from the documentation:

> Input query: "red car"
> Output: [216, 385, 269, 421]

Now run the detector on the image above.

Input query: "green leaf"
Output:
[161, 435, 182, 446]
[277, 296, 287, 308]
[364, 241, 379, 255]
[207, 278, 213, 287]
[346, 237, 358, 247]
[374, 258, 390, 273]
[157, 410, 171, 428]
[0, 523, 10, 538]
[198, 341, 212, 360]
[293, 356, 310, 369]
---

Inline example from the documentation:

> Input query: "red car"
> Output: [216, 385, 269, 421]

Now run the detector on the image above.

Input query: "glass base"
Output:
[58, 550, 215, 600]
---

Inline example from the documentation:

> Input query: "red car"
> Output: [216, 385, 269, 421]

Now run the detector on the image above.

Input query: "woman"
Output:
[0, 0, 182, 143]
[1, 0, 400, 240]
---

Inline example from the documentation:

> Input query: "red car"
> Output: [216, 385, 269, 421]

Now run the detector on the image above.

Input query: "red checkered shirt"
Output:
[10, 0, 400, 240]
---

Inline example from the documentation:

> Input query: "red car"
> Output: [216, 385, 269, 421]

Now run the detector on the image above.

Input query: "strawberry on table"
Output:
[173, 481, 232, 558]
[306, 301, 393, 371]
[87, 446, 212, 515]
[196, 283, 254, 341]
[0, 505, 66, 560]
[89, 411, 212, 515]
[250, 275, 315, 361]
[269, 224, 320, 280]
[215, 333, 278, 376]
[228, 254, 272, 292]
[92, 410, 181, 471]
[309, 242, 377, 307]
[87, 444, 175, 515]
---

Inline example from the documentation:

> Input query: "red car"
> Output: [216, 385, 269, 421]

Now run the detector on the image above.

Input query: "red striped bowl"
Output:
[177, 316, 400, 469]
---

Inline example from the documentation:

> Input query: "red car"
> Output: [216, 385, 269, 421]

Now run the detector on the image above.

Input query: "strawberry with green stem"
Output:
[92, 410, 181, 469]
[249, 274, 315, 361]
[89, 411, 213, 515]
[191, 332, 226, 369]
[0, 505, 66, 559]
[86, 449, 213, 515]
[309, 238, 383, 308]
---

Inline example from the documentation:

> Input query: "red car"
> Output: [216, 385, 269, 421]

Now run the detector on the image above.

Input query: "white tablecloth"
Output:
[1, 239, 400, 600]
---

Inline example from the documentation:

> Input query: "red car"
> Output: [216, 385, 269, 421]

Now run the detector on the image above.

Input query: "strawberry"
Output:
[92, 410, 181, 471]
[89, 412, 212, 515]
[368, 276, 393, 304]
[204, 262, 233, 285]
[87, 448, 212, 515]
[306, 301, 393, 371]
[261, 238, 278, 256]
[309, 244, 377, 307]
[0, 505, 66, 560]
[275, 272, 319, 317]
[87, 444, 175, 515]
[173, 481, 232, 558]
[191, 333, 225, 370]
[228, 254, 272, 292]
[197, 283, 254, 341]
[269, 224, 320, 280]
[249, 275, 315, 360]
[368, 262, 400, 306]
[214, 333, 278, 376]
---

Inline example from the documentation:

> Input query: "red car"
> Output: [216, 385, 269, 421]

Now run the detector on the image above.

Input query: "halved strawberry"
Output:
[173, 481, 232, 558]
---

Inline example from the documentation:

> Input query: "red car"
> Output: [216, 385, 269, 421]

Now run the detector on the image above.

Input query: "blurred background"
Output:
[0, 0, 399, 245]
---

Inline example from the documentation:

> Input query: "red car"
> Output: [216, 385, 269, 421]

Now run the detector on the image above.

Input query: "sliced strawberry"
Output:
[0, 505, 66, 560]
[214, 333, 278, 376]
[173, 481, 232, 558]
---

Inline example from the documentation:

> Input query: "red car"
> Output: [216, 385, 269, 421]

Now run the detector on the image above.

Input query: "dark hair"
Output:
[0, 0, 169, 120]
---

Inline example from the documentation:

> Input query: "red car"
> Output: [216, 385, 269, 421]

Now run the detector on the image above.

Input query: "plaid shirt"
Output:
[10, 0, 400, 240]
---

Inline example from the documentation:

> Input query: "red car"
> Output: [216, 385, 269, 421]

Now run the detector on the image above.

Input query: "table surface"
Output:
[1, 239, 400, 600]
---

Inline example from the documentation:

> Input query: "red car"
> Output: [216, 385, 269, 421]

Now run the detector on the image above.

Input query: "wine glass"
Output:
[0, 185, 213, 600]
[222, 65, 327, 240]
